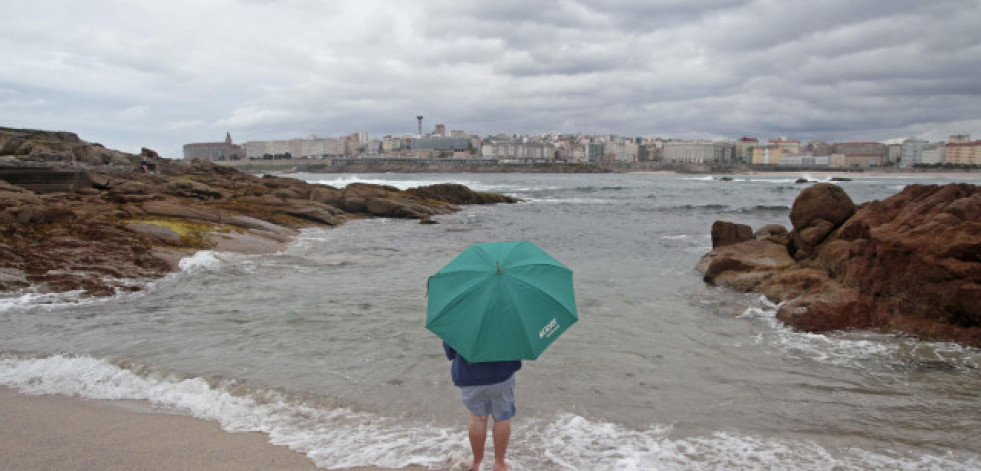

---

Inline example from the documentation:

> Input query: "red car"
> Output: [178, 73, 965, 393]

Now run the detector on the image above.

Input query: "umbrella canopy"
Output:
[426, 241, 578, 362]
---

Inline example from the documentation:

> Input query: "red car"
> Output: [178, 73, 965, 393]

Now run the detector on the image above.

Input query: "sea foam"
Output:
[739, 296, 980, 372]
[178, 250, 224, 272]
[310, 174, 476, 191]
[0, 353, 457, 469]
[0, 251, 235, 314]
[1, 353, 976, 470]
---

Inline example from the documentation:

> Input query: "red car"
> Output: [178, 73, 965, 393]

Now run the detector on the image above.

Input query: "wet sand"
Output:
[0, 387, 427, 471]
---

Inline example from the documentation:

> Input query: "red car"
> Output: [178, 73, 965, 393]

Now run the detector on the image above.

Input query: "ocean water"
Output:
[2, 172, 980, 470]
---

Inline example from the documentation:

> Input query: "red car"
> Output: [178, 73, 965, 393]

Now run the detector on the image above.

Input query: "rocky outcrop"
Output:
[0, 126, 136, 166]
[0, 127, 518, 297]
[697, 182, 981, 346]
[710, 221, 754, 248]
[405, 183, 519, 205]
[788, 183, 856, 259]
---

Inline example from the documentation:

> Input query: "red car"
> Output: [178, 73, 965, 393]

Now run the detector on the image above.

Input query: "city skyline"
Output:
[183, 127, 979, 168]
[3, 1, 981, 159]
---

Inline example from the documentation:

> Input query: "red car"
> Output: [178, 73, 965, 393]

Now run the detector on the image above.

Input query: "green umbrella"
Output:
[426, 241, 578, 362]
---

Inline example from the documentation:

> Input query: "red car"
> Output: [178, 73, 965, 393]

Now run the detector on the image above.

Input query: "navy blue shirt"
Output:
[443, 342, 522, 387]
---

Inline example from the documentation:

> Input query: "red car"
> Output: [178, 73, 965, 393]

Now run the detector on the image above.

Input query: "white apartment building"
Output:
[604, 139, 636, 162]
[481, 140, 556, 161]
[244, 138, 346, 159]
[921, 142, 946, 165]
[662, 140, 732, 164]
[779, 153, 830, 167]
[900, 138, 928, 167]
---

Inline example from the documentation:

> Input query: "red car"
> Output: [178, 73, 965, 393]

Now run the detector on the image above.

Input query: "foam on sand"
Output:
[1, 353, 976, 470]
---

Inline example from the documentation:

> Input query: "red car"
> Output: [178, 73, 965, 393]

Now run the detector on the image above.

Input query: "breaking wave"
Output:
[1, 353, 976, 470]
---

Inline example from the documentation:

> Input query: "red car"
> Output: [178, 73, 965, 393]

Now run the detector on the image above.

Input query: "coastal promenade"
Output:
[214, 157, 613, 174]
[214, 157, 981, 175]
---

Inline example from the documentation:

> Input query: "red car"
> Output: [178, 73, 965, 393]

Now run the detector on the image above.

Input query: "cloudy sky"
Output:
[3, 0, 981, 157]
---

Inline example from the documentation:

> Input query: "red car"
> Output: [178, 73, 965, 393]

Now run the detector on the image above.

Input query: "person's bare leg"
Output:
[492, 418, 511, 471]
[468, 414, 489, 470]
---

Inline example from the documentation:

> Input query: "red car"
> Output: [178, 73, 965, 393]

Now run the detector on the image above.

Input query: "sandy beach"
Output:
[0, 387, 427, 471]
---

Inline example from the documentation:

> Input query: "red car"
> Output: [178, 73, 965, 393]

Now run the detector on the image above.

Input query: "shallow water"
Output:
[2, 172, 980, 470]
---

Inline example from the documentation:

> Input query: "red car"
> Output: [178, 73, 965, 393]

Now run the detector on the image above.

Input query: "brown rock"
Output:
[336, 183, 460, 219]
[0, 180, 42, 205]
[125, 222, 183, 245]
[41, 205, 77, 224]
[789, 183, 855, 231]
[754, 224, 790, 246]
[280, 206, 341, 226]
[757, 268, 835, 303]
[14, 206, 48, 224]
[309, 186, 343, 206]
[712, 271, 779, 293]
[364, 197, 413, 217]
[711, 220, 754, 248]
[272, 188, 306, 200]
[0, 267, 29, 291]
[108, 180, 152, 195]
[0, 127, 521, 299]
[795, 218, 836, 248]
[700, 182, 981, 347]
[776, 288, 873, 332]
[210, 231, 289, 254]
[405, 183, 519, 205]
[826, 184, 981, 327]
[140, 200, 222, 222]
[697, 239, 795, 285]
[165, 180, 225, 200]
[223, 215, 297, 239]
[338, 183, 388, 213]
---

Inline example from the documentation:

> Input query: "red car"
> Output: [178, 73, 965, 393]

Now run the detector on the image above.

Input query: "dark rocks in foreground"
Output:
[698, 182, 981, 347]
[0, 127, 518, 297]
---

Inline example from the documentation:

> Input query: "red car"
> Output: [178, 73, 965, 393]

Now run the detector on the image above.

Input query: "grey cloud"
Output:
[430, 1, 605, 30]
[439, 0, 752, 32]
[2, 0, 981, 155]
[572, 0, 751, 30]
[700, 0, 929, 54]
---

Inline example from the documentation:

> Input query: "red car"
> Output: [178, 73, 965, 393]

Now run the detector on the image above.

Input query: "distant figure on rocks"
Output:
[140, 158, 149, 173]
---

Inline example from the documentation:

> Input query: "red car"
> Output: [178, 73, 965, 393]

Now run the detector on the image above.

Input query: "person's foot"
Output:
[492, 462, 509, 471]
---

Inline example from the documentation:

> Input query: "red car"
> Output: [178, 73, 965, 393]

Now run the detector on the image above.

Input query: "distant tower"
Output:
[225, 132, 232, 145]
[417, 115, 423, 136]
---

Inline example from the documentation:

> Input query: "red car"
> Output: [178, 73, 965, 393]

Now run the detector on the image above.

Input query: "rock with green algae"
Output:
[0, 127, 518, 297]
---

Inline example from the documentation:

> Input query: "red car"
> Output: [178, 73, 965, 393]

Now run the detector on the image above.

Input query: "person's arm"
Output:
[443, 341, 457, 361]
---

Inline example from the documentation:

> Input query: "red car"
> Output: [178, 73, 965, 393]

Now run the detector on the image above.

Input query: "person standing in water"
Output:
[444, 341, 521, 471]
